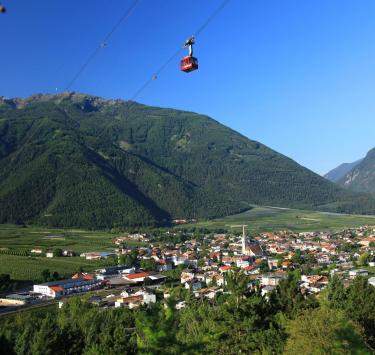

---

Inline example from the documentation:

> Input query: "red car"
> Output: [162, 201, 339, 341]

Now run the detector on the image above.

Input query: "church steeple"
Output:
[242, 225, 247, 255]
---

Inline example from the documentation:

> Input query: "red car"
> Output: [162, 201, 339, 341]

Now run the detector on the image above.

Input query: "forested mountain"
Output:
[1, 92, 375, 228]
[337, 147, 375, 193]
[324, 158, 363, 183]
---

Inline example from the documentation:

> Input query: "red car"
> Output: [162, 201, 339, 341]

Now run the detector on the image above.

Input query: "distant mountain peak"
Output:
[324, 158, 364, 183]
[336, 147, 375, 194]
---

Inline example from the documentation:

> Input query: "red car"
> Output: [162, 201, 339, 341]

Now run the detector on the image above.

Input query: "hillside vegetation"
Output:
[1, 92, 375, 228]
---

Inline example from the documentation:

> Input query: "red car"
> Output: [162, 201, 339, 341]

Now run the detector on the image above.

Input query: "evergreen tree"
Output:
[327, 275, 347, 309]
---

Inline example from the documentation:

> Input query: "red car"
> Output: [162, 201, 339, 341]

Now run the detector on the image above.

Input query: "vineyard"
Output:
[0, 224, 118, 253]
[0, 224, 136, 283]
[0, 254, 115, 282]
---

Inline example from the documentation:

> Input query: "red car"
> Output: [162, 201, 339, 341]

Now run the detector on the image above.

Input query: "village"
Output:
[1, 224, 375, 313]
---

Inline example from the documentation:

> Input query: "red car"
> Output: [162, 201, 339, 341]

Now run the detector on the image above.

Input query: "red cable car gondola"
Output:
[180, 56, 198, 73]
[180, 36, 198, 73]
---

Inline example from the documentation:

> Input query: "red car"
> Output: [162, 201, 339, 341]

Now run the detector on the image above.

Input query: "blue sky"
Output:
[1, 0, 375, 175]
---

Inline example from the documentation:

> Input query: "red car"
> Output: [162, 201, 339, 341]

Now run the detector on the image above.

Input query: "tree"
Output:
[284, 307, 371, 354]
[225, 271, 249, 309]
[140, 258, 156, 271]
[259, 260, 269, 273]
[41, 269, 50, 282]
[119, 250, 138, 267]
[0, 334, 14, 355]
[31, 315, 62, 355]
[136, 304, 180, 354]
[291, 250, 304, 265]
[164, 265, 185, 283]
[53, 248, 63, 257]
[339, 243, 360, 253]
[15, 320, 38, 355]
[358, 253, 370, 266]
[326, 275, 347, 309]
[344, 276, 375, 348]
[269, 270, 316, 317]
[0, 274, 14, 292]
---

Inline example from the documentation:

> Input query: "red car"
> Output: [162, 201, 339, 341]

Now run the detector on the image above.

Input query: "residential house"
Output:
[261, 273, 286, 287]
[359, 236, 375, 247]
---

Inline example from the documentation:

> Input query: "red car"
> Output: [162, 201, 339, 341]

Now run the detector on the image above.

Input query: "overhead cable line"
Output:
[64, 0, 141, 91]
[130, 0, 230, 101]
[194, 0, 230, 37]
[131, 48, 183, 100]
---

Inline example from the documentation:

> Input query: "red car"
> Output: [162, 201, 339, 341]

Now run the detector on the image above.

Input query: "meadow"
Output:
[189, 206, 375, 233]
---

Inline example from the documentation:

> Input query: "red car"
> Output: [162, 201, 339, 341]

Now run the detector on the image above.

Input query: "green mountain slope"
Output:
[0, 92, 374, 228]
[338, 147, 375, 193]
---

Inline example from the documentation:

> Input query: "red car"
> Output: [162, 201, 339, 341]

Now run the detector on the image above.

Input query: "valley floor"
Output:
[189, 206, 375, 232]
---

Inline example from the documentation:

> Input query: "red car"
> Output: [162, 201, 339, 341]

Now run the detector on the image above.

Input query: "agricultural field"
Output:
[0, 224, 145, 283]
[190, 206, 375, 233]
[0, 224, 117, 253]
[0, 255, 114, 283]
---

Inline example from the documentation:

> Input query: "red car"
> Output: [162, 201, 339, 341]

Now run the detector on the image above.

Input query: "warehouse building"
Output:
[33, 276, 101, 298]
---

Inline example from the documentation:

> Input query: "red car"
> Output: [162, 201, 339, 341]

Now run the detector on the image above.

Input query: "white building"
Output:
[115, 289, 156, 308]
[33, 276, 101, 298]
[31, 249, 43, 255]
[261, 274, 286, 287]
[349, 269, 368, 279]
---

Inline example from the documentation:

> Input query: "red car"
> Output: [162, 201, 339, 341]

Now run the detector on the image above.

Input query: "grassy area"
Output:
[189, 206, 375, 233]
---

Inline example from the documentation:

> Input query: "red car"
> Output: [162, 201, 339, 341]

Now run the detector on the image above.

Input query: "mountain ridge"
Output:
[1, 92, 375, 228]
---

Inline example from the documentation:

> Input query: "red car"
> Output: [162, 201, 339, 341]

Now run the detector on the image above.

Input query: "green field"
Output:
[190, 206, 375, 233]
[0, 255, 115, 283]
[0, 225, 133, 283]
[0, 224, 118, 253]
